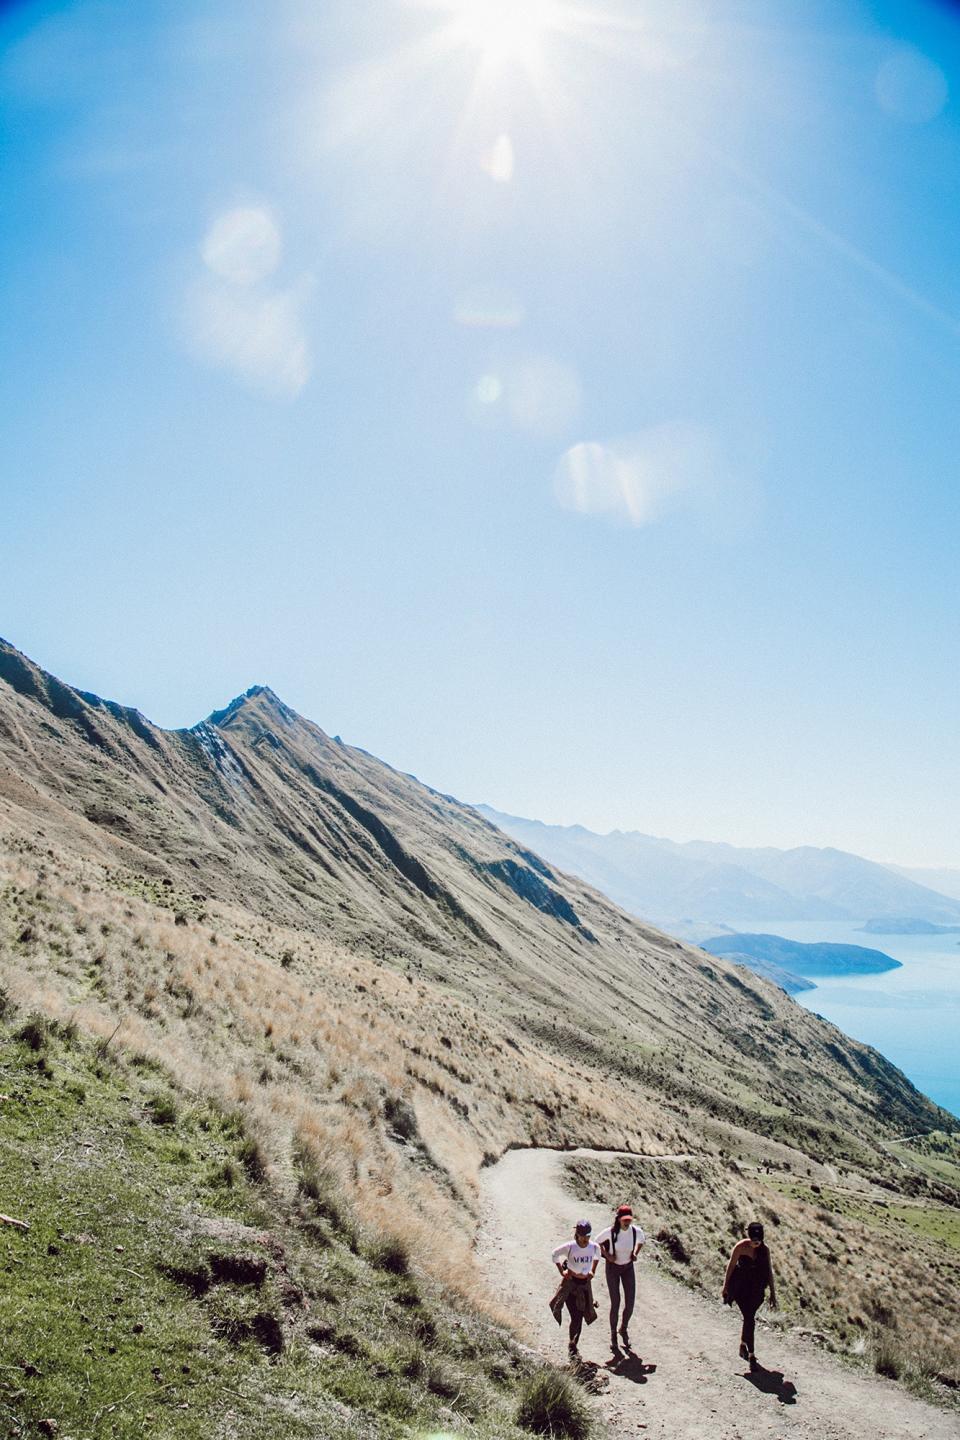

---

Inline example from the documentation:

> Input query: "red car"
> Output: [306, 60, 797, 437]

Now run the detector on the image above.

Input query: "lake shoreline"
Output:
[756, 919, 960, 1122]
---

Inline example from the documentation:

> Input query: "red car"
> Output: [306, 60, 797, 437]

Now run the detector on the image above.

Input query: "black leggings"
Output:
[736, 1298, 760, 1354]
[606, 1263, 636, 1335]
[566, 1301, 584, 1347]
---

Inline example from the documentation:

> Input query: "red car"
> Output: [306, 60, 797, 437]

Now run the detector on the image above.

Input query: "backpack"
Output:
[602, 1224, 637, 1259]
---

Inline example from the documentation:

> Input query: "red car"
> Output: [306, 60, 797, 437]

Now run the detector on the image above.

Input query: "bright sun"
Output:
[447, 0, 562, 66]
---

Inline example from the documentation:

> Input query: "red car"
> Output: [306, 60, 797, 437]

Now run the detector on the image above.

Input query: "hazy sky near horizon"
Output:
[2, 0, 959, 866]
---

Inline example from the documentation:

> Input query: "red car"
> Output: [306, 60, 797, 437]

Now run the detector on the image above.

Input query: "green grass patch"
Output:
[761, 1177, 960, 1251]
[886, 1131, 960, 1189]
[0, 1016, 542, 1439]
[516, 1368, 593, 1439]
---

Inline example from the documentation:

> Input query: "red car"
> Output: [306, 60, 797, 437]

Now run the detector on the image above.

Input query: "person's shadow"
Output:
[607, 1351, 656, 1384]
[744, 1362, 797, 1405]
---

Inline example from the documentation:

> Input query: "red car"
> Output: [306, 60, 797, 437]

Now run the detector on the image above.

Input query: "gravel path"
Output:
[477, 1147, 959, 1440]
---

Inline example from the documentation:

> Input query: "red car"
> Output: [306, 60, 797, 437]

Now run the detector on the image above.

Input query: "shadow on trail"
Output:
[744, 1363, 798, 1405]
[607, 1353, 657, 1384]
[567, 1358, 611, 1395]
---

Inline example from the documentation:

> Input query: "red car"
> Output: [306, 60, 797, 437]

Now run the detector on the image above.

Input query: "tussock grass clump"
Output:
[657, 1228, 690, 1264]
[237, 1133, 268, 1182]
[146, 1091, 179, 1125]
[516, 1369, 593, 1439]
[17, 1014, 49, 1051]
[384, 1092, 420, 1142]
[208, 1287, 284, 1354]
[209, 1156, 242, 1188]
[295, 1138, 356, 1242]
[866, 1327, 960, 1401]
[368, 1233, 411, 1275]
[330, 1326, 367, 1357]
[871, 1328, 903, 1379]
[423, 1354, 462, 1397]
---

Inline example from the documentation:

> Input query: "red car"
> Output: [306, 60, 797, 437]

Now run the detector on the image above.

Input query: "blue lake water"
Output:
[764, 921, 960, 1122]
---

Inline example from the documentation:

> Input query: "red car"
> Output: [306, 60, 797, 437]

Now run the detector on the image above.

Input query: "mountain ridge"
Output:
[1, 635, 959, 1430]
[1, 634, 949, 1139]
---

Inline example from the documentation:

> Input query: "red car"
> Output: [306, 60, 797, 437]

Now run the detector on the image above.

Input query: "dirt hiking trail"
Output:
[477, 1148, 958, 1440]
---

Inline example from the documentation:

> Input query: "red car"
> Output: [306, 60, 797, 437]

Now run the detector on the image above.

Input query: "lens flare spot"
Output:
[201, 206, 282, 286]
[554, 423, 737, 530]
[482, 133, 515, 183]
[475, 373, 503, 405]
[876, 47, 948, 124]
[508, 355, 581, 437]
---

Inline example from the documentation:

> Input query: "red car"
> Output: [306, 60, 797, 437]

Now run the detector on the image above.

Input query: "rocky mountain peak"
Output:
[206, 684, 300, 732]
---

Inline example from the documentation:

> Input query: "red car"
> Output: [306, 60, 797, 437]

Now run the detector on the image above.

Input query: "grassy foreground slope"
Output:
[0, 635, 958, 1422]
[0, 1006, 544, 1440]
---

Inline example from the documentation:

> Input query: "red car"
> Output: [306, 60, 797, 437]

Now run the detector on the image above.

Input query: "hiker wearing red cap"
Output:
[596, 1204, 645, 1355]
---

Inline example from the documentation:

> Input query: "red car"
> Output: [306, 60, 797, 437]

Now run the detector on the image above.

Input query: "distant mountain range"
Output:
[475, 807, 960, 927]
[858, 917, 960, 936]
[890, 865, 960, 903]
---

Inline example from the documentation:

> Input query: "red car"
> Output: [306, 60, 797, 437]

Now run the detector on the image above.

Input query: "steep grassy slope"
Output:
[0, 636, 957, 1422]
[0, 1008, 546, 1440]
[0, 638, 949, 1157]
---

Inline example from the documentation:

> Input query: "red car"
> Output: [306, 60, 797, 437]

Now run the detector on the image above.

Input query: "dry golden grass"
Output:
[4, 815, 959, 1402]
[1, 642, 957, 1411]
[0, 828, 685, 1307]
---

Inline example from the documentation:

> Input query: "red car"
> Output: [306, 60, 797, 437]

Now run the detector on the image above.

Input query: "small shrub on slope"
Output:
[146, 1091, 179, 1125]
[517, 1369, 593, 1439]
[16, 1015, 49, 1052]
[367, 1234, 411, 1275]
[872, 1327, 903, 1380]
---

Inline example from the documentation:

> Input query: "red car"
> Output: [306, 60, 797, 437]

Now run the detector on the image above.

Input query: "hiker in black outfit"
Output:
[722, 1221, 777, 1370]
[596, 1203, 645, 1355]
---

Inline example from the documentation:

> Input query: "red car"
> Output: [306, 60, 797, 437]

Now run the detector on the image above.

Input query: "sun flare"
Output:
[445, 0, 563, 67]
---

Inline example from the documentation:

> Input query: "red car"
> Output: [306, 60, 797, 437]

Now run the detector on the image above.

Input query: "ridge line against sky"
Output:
[474, 803, 960, 874]
[3, 630, 958, 873]
[1, 0, 959, 865]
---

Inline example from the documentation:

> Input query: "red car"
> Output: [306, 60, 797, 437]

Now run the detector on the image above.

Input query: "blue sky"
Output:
[1, 0, 959, 865]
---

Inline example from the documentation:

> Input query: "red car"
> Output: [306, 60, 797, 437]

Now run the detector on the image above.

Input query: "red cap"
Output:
[616, 1204, 633, 1218]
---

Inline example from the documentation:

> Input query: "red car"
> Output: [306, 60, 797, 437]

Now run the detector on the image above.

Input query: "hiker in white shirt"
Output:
[549, 1220, 601, 1356]
[596, 1203, 645, 1355]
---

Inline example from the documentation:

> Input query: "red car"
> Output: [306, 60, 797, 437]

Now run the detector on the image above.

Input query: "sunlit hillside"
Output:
[1, 637, 958, 1433]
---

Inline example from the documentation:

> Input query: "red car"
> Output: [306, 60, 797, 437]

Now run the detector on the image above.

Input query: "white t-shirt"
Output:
[596, 1223, 645, 1264]
[552, 1239, 600, 1275]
